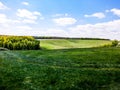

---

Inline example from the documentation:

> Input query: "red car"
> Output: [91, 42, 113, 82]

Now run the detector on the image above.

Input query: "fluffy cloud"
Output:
[22, 2, 29, 6]
[24, 19, 120, 40]
[69, 19, 120, 40]
[0, 24, 32, 36]
[33, 19, 120, 40]
[16, 9, 43, 24]
[52, 13, 69, 17]
[0, 12, 33, 35]
[22, 19, 36, 24]
[0, 2, 9, 10]
[1, 2, 120, 40]
[85, 12, 105, 19]
[44, 29, 68, 36]
[0, 6, 43, 35]
[53, 17, 77, 26]
[110, 8, 120, 17]
[16, 9, 41, 20]
[0, 14, 8, 23]
[16, 26, 32, 30]
[0, 13, 16, 27]
[1, 15, 120, 40]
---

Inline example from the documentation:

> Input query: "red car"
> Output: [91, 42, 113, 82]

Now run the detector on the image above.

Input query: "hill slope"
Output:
[40, 39, 111, 49]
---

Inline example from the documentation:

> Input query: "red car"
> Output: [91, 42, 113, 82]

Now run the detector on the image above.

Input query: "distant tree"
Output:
[112, 40, 119, 47]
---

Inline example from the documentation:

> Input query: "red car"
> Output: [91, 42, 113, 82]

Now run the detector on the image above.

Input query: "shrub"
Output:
[111, 40, 119, 47]
[117, 42, 120, 47]
[99, 40, 119, 48]
[0, 36, 40, 50]
[100, 44, 112, 48]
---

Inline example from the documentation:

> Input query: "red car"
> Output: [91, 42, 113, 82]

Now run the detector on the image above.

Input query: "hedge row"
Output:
[0, 36, 40, 50]
[99, 40, 119, 48]
[34, 36, 110, 40]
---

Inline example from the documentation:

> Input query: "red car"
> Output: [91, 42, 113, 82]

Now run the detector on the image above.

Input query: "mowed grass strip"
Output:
[0, 47, 120, 90]
[40, 39, 112, 49]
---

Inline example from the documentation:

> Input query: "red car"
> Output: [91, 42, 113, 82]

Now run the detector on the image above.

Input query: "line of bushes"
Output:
[100, 40, 119, 48]
[34, 36, 110, 40]
[0, 36, 40, 50]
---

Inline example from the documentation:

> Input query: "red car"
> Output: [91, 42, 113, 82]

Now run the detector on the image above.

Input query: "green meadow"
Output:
[0, 39, 120, 90]
[40, 39, 111, 49]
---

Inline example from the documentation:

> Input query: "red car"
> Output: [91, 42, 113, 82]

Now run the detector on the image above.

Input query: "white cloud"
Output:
[0, 14, 8, 23]
[52, 13, 69, 17]
[32, 19, 120, 40]
[105, 10, 109, 13]
[43, 29, 68, 36]
[0, 8, 43, 36]
[16, 9, 41, 20]
[0, 13, 15, 27]
[110, 8, 120, 17]
[69, 19, 120, 40]
[1, 7, 120, 40]
[0, 25, 32, 36]
[0, 22, 33, 36]
[33, 11, 41, 16]
[16, 9, 43, 24]
[0, 2, 9, 10]
[22, 19, 36, 24]
[0, 13, 33, 35]
[16, 26, 32, 30]
[53, 17, 77, 26]
[1, 17, 120, 40]
[0, 13, 36, 25]
[22, 2, 29, 6]
[85, 12, 105, 19]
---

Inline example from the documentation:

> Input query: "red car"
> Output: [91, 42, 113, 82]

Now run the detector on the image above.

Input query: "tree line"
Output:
[34, 36, 110, 40]
[0, 36, 40, 50]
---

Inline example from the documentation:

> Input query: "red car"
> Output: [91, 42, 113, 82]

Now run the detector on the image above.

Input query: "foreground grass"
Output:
[0, 47, 120, 90]
[40, 39, 111, 49]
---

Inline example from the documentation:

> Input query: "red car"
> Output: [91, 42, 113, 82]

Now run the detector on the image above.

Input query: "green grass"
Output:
[40, 39, 112, 49]
[0, 47, 120, 90]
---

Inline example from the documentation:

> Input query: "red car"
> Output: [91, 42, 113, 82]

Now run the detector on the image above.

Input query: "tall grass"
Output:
[0, 47, 120, 89]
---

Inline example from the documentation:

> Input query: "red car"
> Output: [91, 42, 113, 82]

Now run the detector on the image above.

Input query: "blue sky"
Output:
[0, 0, 120, 39]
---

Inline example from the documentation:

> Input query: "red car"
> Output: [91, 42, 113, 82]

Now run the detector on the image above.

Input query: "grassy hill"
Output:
[40, 39, 112, 49]
[0, 47, 120, 90]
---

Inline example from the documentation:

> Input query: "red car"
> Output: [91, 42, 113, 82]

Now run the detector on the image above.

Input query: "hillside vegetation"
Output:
[0, 38, 119, 89]
[40, 39, 112, 49]
[0, 36, 40, 50]
[0, 47, 120, 90]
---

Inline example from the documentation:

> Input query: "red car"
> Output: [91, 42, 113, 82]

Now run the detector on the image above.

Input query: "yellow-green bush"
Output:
[0, 36, 40, 50]
[111, 40, 119, 47]
[99, 40, 119, 48]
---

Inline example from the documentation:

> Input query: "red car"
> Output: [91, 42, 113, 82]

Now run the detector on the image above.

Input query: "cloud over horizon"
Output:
[110, 8, 120, 17]
[84, 12, 105, 19]
[69, 19, 120, 40]
[22, 2, 29, 6]
[16, 9, 41, 20]
[0, 1, 120, 40]
[53, 17, 77, 26]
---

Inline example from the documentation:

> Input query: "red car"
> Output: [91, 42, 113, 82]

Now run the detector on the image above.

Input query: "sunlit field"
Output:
[0, 39, 120, 90]
[40, 39, 111, 49]
[0, 0, 120, 89]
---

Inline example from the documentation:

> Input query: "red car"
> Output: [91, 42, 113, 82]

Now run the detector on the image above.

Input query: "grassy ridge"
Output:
[0, 47, 120, 90]
[40, 39, 111, 49]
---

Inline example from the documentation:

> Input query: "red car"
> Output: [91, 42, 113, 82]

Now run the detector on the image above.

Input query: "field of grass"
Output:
[0, 46, 120, 89]
[40, 39, 112, 49]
